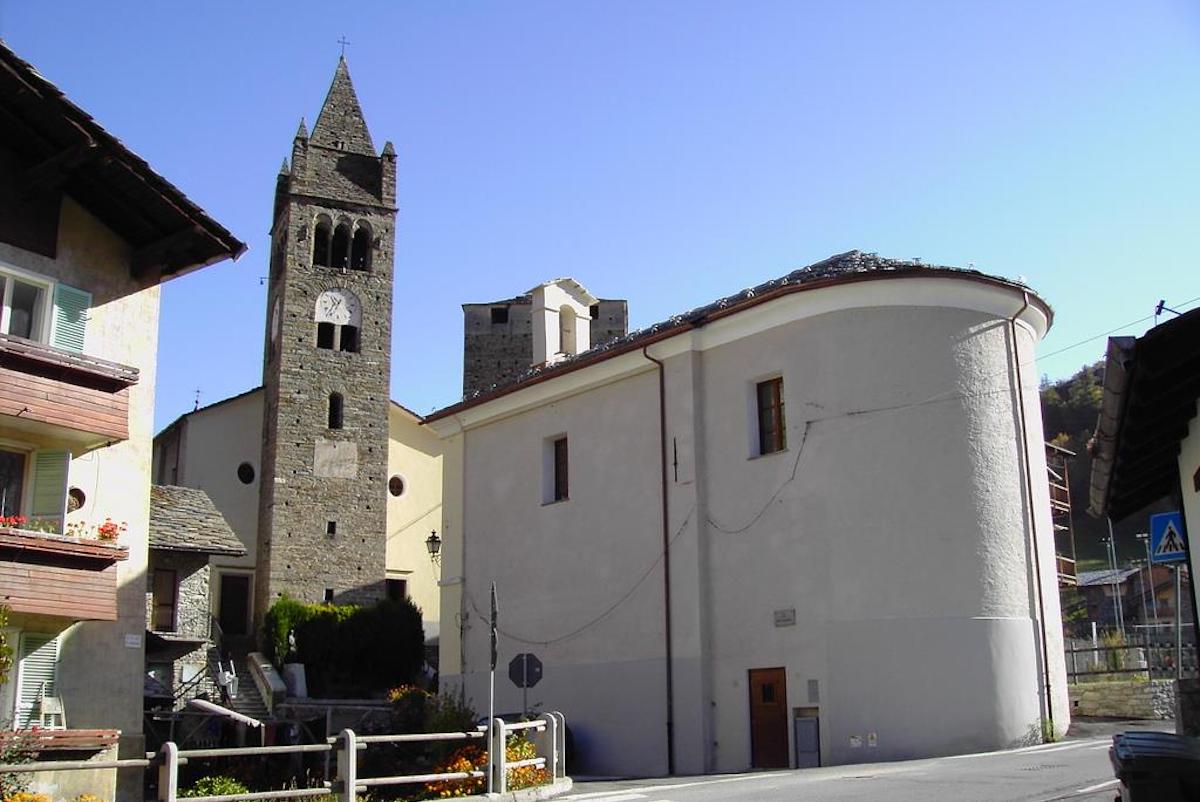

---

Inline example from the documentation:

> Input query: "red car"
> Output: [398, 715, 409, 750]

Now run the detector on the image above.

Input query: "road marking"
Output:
[1074, 779, 1118, 794]
[561, 794, 647, 802]
[1087, 742, 1111, 751]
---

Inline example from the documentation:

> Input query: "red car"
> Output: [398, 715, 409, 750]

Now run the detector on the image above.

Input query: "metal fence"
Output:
[1066, 636, 1198, 682]
[0, 712, 567, 801]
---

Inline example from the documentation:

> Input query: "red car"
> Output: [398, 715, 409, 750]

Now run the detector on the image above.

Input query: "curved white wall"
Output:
[438, 275, 1066, 775]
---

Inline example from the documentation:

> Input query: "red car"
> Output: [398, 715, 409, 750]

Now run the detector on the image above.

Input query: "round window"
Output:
[67, 487, 86, 512]
[388, 475, 405, 497]
[237, 462, 256, 485]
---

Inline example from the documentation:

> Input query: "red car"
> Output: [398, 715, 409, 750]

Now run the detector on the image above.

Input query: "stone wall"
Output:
[462, 297, 628, 397]
[146, 550, 211, 639]
[1068, 680, 1175, 719]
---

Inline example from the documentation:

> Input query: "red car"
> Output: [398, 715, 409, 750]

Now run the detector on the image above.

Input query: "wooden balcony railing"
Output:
[0, 332, 138, 452]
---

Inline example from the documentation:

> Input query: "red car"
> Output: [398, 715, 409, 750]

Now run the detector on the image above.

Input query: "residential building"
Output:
[1089, 308, 1200, 728]
[145, 485, 247, 725]
[428, 253, 1069, 776]
[0, 42, 242, 800]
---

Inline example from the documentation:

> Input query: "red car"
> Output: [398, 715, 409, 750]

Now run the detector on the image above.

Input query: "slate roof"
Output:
[428, 249, 1051, 421]
[1076, 567, 1140, 587]
[149, 485, 246, 556]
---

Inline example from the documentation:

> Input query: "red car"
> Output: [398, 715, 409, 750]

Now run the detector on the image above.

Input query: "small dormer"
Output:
[530, 279, 599, 366]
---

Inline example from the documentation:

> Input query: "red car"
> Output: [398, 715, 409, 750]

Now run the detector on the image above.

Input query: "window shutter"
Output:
[51, 283, 91, 353]
[15, 633, 58, 729]
[30, 450, 69, 533]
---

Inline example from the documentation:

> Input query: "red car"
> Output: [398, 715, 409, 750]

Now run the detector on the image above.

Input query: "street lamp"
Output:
[1101, 531, 1125, 637]
[425, 530, 442, 566]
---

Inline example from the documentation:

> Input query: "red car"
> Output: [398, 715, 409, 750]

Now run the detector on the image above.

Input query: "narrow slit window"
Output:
[756, 377, 786, 455]
[553, 436, 569, 502]
[328, 393, 344, 429]
[152, 569, 178, 632]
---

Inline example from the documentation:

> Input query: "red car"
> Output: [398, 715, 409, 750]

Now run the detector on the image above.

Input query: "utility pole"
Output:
[1103, 522, 1125, 637]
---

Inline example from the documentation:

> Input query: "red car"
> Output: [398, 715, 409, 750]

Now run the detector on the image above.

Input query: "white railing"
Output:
[0, 712, 567, 802]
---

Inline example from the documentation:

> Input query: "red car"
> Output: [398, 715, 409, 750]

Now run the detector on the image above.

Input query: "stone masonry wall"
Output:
[1068, 680, 1176, 719]
[146, 551, 211, 639]
[462, 297, 628, 397]
[256, 83, 398, 625]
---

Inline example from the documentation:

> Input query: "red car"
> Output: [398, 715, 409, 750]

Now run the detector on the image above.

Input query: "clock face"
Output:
[317, 289, 360, 325]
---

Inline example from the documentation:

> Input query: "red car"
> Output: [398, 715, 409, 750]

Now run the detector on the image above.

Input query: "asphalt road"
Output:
[562, 719, 1172, 802]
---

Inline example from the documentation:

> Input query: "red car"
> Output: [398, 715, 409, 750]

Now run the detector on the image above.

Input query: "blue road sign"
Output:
[1150, 511, 1187, 564]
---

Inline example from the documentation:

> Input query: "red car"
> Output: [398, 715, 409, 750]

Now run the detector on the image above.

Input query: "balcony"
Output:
[0, 527, 128, 621]
[0, 333, 139, 452]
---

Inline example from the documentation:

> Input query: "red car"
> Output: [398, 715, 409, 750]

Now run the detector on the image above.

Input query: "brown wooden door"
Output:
[749, 667, 789, 768]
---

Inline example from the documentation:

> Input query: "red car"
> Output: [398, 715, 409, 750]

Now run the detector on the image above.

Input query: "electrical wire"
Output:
[465, 504, 695, 647]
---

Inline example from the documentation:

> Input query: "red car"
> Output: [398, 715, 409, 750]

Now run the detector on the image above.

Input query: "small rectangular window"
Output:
[323, 588, 334, 602]
[316, 321, 335, 349]
[490, 306, 509, 325]
[756, 377, 786, 455]
[326, 521, 337, 535]
[339, 325, 359, 353]
[553, 436, 569, 502]
[386, 578, 408, 601]
[152, 569, 178, 632]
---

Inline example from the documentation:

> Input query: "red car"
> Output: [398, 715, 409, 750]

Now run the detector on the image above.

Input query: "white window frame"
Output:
[0, 261, 56, 344]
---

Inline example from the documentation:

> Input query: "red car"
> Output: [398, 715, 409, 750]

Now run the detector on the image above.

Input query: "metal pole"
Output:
[1177, 566, 1184, 681]
[1139, 533, 1160, 627]
[488, 581, 497, 796]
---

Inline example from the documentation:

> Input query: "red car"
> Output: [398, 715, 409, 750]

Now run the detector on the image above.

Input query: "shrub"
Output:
[422, 734, 549, 799]
[0, 731, 34, 801]
[71, 796, 106, 802]
[181, 776, 249, 801]
[264, 596, 425, 696]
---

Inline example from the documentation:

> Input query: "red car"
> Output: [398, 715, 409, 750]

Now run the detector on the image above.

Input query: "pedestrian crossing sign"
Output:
[1150, 511, 1187, 564]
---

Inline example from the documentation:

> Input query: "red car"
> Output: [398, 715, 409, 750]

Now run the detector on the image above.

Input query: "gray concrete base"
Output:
[462, 778, 574, 801]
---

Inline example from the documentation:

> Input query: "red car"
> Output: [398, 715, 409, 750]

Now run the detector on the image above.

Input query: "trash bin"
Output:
[1109, 731, 1200, 802]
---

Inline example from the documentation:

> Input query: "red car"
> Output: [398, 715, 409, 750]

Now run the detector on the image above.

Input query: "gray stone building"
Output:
[255, 57, 397, 622]
[146, 485, 245, 710]
[462, 294, 627, 397]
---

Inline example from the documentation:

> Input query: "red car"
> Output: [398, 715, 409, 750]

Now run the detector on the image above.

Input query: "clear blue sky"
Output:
[3, 1, 1197, 430]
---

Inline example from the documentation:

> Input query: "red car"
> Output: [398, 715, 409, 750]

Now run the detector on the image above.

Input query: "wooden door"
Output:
[749, 667, 788, 768]
[218, 573, 250, 636]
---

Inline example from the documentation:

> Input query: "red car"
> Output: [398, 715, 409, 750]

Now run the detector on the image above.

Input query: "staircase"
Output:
[224, 651, 270, 722]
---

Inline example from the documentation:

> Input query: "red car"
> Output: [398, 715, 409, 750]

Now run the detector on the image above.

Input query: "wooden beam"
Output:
[130, 224, 204, 277]
[21, 140, 106, 197]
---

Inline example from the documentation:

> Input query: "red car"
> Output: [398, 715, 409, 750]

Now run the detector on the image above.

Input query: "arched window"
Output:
[328, 392, 344, 429]
[350, 223, 372, 271]
[559, 305, 577, 355]
[331, 222, 351, 269]
[314, 289, 363, 353]
[312, 217, 332, 267]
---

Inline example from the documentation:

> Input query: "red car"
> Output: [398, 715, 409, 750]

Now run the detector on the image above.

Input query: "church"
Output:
[150, 58, 443, 698]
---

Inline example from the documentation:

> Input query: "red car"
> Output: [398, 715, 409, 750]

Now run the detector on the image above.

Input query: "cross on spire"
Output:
[338, 36, 351, 57]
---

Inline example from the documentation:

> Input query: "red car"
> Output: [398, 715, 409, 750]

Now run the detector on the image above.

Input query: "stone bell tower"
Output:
[255, 56, 396, 625]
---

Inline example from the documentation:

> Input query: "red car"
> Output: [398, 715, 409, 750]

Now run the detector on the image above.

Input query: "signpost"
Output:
[1150, 512, 1187, 678]
[488, 582, 498, 795]
[1150, 512, 1187, 564]
[509, 653, 544, 717]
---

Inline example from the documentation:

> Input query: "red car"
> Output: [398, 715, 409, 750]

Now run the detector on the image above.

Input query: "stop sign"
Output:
[508, 653, 543, 688]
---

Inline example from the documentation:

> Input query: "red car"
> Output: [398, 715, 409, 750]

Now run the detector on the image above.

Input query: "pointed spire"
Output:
[310, 56, 375, 155]
[295, 117, 308, 140]
[279, 158, 290, 176]
[381, 140, 395, 157]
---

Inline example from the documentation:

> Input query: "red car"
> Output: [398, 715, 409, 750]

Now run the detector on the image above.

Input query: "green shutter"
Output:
[15, 633, 58, 729]
[30, 450, 69, 533]
[51, 283, 91, 353]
